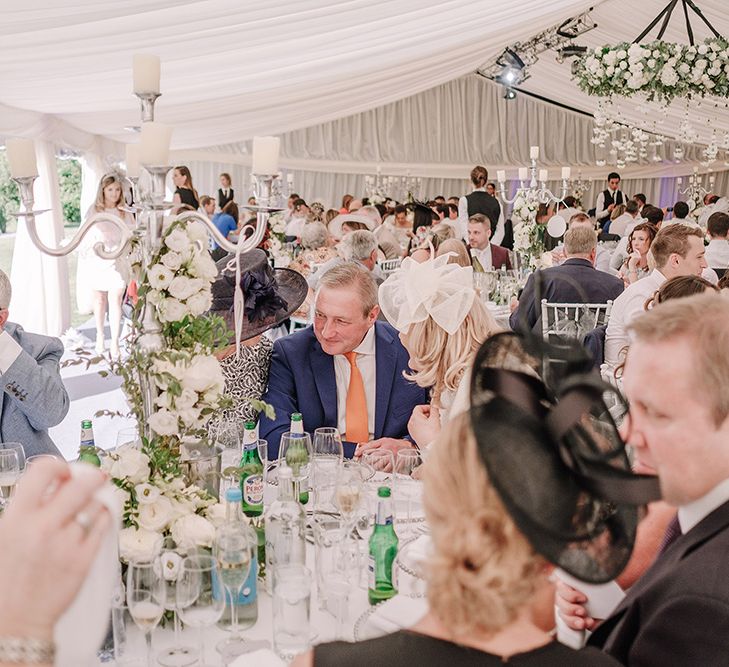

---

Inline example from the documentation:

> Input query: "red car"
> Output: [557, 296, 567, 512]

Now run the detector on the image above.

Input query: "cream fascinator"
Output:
[378, 254, 476, 336]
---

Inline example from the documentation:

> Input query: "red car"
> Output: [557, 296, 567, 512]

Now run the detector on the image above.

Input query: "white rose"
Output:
[652, 49, 661, 58]
[186, 290, 213, 316]
[188, 251, 218, 281]
[135, 482, 161, 505]
[695, 58, 707, 70]
[169, 496, 197, 521]
[204, 503, 232, 528]
[679, 62, 690, 74]
[159, 550, 183, 582]
[146, 289, 163, 307]
[161, 251, 183, 271]
[619, 61, 627, 70]
[606, 66, 615, 76]
[107, 446, 151, 484]
[168, 275, 205, 301]
[170, 514, 216, 551]
[186, 221, 209, 245]
[149, 409, 179, 436]
[647, 59, 656, 68]
[165, 227, 190, 253]
[148, 265, 175, 291]
[181, 355, 225, 394]
[178, 406, 202, 428]
[138, 495, 175, 532]
[119, 527, 163, 563]
[616, 49, 627, 60]
[173, 387, 198, 411]
[158, 297, 189, 323]
[698, 44, 708, 55]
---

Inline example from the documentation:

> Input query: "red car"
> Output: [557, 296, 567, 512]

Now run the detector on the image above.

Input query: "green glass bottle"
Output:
[239, 421, 264, 518]
[288, 413, 309, 505]
[368, 486, 399, 605]
[78, 419, 101, 467]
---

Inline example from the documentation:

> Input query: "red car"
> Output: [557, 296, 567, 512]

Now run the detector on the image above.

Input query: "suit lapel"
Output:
[309, 338, 337, 426]
[374, 323, 397, 438]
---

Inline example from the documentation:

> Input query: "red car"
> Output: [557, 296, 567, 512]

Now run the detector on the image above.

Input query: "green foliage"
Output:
[163, 312, 232, 352]
[56, 157, 82, 225]
[0, 152, 19, 233]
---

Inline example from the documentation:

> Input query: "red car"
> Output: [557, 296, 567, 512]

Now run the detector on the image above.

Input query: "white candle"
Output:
[677, 177, 683, 185]
[139, 122, 172, 165]
[496, 170, 506, 183]
[133, 54, 161, 94]
[530, 146, 540, 159]
[561, 167, 571, 179]
[518, 167, 528, 181]
[539, 169, 548, 182]
[287, 172, 294, 185]
[251, 136, 280, 175]
[6, 138, 38, 178]
[125, 143, 141, 178]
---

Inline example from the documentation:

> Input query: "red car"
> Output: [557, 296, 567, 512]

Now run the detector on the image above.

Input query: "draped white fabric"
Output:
[10, 141, 70, 336]
[0, 0, 593, 149]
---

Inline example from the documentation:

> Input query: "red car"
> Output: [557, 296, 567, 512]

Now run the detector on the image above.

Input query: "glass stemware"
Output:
[214, 519, 253, 661]
[356, 450, 394, 543]
[312, 428, 343, 511]
[394, 449, 423, 535]
[126, 560, 166, 667]
[116, 427, 140, 449]
[177, 554, 225, 667]
[279, 431, 312, 504]
[334, 462, 364, 542]
[0, 443, 24, 508]
[214, 420, 242, 495]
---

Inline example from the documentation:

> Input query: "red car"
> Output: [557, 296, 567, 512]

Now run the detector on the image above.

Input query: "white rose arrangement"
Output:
[511, 195, 545, 269]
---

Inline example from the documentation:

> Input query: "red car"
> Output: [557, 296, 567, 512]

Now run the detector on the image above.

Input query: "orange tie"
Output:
[344, 351, 369, 443]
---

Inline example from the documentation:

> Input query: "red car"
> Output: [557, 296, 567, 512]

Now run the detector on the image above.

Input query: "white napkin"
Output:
[230, 648, 287, 667]
[401, 534, 431, 570]
[54, 463, 121, 667]
[369, 596, 428, 634]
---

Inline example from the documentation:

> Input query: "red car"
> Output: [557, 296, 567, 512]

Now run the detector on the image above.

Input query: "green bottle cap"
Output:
[81, 419, 92, 428]
[291, 413, 302, 422]
[244, 421, 256, 429]
[377, 486, 391, 498]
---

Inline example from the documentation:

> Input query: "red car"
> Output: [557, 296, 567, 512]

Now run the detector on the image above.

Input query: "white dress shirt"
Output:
[604, 269, 666, 368]
[471, 245, 493, 271]
[333, 325, 376, 440]
[705, 239, 729, 270]
[609, 212, 636, 237]
[679, 477, 729, 534]
[458, 188, 505, 244]
[595, 188, 623, 221]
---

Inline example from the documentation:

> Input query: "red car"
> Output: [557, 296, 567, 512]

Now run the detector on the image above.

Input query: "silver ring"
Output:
[74, 510, 93, 537]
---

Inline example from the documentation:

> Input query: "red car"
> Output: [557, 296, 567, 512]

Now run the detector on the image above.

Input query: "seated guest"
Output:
[644, 274, 718, 311]
[436, 238, 471, 267]
[602, 203, 625, 235]
[259, 262, 427, 458]
[0, 270, 69, 457]
[608, 199, 641, 237]
[207, 250, 307, 430]
[467, 214, 511, 271]
[374, 256, 498, 452]
[408, 202, 438, 253]
[632, 192, 646, 215]
[410, 223, 455, 262]
[289, 222, 338, 278]
[285, 199, 309, 240]
[705, 211, 729, 272]
[510, 226, 624, 333]
[300, 408, 624, 667]
[210, 201, 239, 261]
[618, 222, 658, 285]
[556, 196, 580, 229]
[610, 205, 663, 273]
[562, 213, 613, 274]
[339, 194, 353, 214]
[307, 230, 383, 291]
[666, 200, 691, 225]
[217, 172, 234, 210]
[200, 195, 216, 218]
[604, 224, 707, 369]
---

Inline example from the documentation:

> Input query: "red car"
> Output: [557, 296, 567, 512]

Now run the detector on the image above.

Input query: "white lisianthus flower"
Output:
[178, 406, 203, 428]
[158, 297, 189, 323]
[106, 446, 151, 484]
[174, 387, 199, 411]
[135, 482, 162, 505]
[119, 527, 163, 563]
[149, 408, 179, 436]
[181, 355, 225, 394]
[159, 550, 183, 582]
[186, 220, 210, 245]
[187, 251, 218, 282]
[186, 290, 213, 317]
[168, 276, 205, 301]
[170, 514, 216, 551]
[698, 44, 709, 55]
[161, 251, 183, 271]
[165, 227, 191, 253]
[148, 265, 175, 291]
[138, 495, 175, 532]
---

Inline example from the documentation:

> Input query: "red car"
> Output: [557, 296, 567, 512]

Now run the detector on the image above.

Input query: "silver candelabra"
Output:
[677, 169, 715, 209]
[496, 156, 569, 210]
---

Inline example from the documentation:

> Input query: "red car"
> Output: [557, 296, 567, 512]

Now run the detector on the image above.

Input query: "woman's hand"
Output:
[407, 404, 442, 449]
[0, 459, 110, 640]
[627, 250, 641, 270]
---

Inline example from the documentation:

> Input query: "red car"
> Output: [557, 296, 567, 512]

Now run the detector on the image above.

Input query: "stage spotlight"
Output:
[503, 87, 517, 100]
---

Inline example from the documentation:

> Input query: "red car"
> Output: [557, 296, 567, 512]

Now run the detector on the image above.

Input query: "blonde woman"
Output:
[376, 254, 499, 450]
[78, 173, 134, 356]
[295, 413, 622, 666]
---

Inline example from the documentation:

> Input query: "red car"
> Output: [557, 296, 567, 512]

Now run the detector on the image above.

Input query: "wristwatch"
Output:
[0, 637, 55, 663]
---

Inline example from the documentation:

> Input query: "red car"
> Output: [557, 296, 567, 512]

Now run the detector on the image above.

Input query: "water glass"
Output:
[111, 590, 147, 667]
[126, 561, 166, 667]
[335, 462, 364, 539]
[394, 449, 423, 534]
[215, 421, 242, 494]
[313, 427, 344, 461]
[279, 431, 312, 502]
[272, 565, 312, 660]
[0, 447, 22, 507]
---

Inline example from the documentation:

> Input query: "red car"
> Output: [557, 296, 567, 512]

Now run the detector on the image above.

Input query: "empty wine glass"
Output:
[0, 445, 23, 507]
[394, 449, 423, 535]
[311, 428, 343, 511]
[279, 431, 312, 504]
[116, 427, 140, 449]
[214, 518, 253, 661]
[215, 420, 242, 495]
[177, 554, 225, 667]
[335, 462, 364, 542]
[126, 560, 166, 667]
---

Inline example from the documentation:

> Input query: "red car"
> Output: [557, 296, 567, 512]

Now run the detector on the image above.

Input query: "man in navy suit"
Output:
[510, 225, 624, 333]
[467, 214, 511, 271]
[260, 262, 427, 459]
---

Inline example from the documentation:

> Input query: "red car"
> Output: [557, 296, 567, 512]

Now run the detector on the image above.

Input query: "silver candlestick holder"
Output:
[496, 157, 568, 208]
[136, 92, 161, 123]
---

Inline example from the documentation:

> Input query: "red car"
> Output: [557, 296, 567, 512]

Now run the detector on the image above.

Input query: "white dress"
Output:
[79, 206, 134, 291]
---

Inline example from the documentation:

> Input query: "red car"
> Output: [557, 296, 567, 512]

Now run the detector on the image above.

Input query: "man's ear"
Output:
[0, 309, 9, 328]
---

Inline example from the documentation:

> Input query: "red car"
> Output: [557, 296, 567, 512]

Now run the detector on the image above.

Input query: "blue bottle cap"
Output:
[225, 488, 243, 502]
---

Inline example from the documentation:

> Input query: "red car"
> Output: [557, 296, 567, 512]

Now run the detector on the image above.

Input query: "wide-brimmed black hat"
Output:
[469, 331, 661, 584]
[210, 249, 308, 342]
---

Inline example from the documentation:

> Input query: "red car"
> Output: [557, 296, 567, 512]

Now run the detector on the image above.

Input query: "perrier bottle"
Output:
[287, 413, 310, 505]
[78, 419, 101, 467]
[239, 421, 264, 518]
[368, 486, 398, 605]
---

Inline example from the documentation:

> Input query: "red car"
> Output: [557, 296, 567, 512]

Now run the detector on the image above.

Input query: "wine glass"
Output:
[214, 521, 253, 661]
[356, 451, 393, 543]
[257, 439, 269, 486]
[177, 554, 225, 667]
[279, 431, 312, 504]
[116, 427, 140, 449]
[214, 420, 242, 495]
[313, 427, 343, 461]
[394, 449, 423, 536]
[126, 560, 166, 667]
[334, 462, 364, 542]
[312, 428, 343, 511]
[0, 445, 23, 507]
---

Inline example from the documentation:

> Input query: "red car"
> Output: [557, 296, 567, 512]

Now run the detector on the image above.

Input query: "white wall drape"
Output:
[10, 141, 70, 336]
